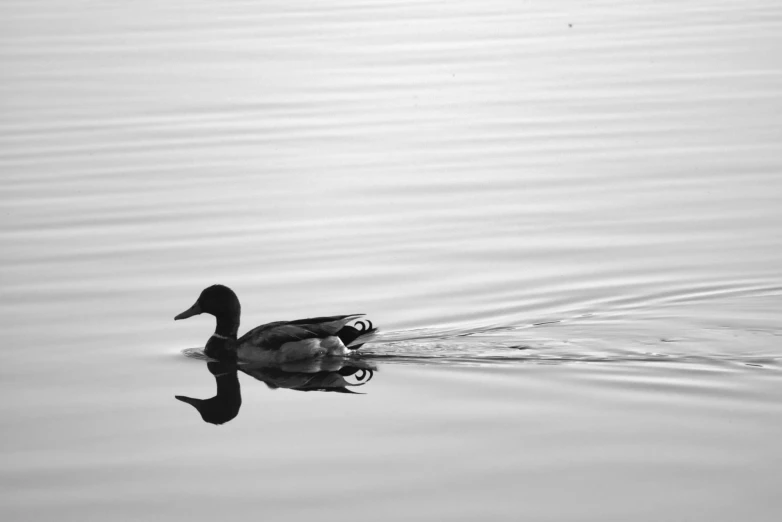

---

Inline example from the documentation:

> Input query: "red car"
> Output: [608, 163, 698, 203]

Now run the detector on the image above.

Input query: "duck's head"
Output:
[174, 284, 241, 324]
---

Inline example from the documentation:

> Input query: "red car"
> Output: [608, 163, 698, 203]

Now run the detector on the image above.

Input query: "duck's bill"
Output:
[175, 302, 201, 320]
[175, 395, 201, 406]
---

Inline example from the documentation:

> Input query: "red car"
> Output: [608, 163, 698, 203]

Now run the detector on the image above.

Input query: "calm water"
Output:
[2, 1, 782, 520]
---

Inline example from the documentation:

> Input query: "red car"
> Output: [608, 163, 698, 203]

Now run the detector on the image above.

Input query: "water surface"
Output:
[1, 1, 781, 521]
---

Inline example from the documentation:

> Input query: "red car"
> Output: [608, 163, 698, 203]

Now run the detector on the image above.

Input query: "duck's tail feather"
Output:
[337, 319, 378, 350]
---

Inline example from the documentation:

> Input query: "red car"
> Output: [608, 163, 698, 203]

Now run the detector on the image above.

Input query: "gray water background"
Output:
[2, 1, 782, 521]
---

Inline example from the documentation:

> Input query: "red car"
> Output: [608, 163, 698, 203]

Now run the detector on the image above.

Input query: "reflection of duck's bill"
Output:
[175, 395, 201, 406]
[175, 302, 201, 320]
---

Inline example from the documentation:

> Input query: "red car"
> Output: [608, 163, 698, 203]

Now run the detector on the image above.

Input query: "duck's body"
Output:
[212, 313, 371, 364]
[175, 285, 376, 363]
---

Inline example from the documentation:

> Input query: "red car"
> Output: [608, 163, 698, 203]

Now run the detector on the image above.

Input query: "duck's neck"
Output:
[215, 315, 240, 339]
[205, 315, 240, 360]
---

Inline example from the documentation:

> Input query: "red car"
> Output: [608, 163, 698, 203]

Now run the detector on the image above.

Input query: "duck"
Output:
[174, 285, 377, 363]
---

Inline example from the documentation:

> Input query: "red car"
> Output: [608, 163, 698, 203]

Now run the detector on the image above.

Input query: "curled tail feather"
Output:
[337, 319, 377, 350]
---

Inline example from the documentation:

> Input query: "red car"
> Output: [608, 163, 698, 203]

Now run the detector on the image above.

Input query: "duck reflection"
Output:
[176, 358, 375, 425]
[175, 362, 242, 425]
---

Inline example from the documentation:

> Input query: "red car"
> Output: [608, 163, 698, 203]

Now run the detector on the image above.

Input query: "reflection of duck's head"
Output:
[175, 362, 241, 425]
